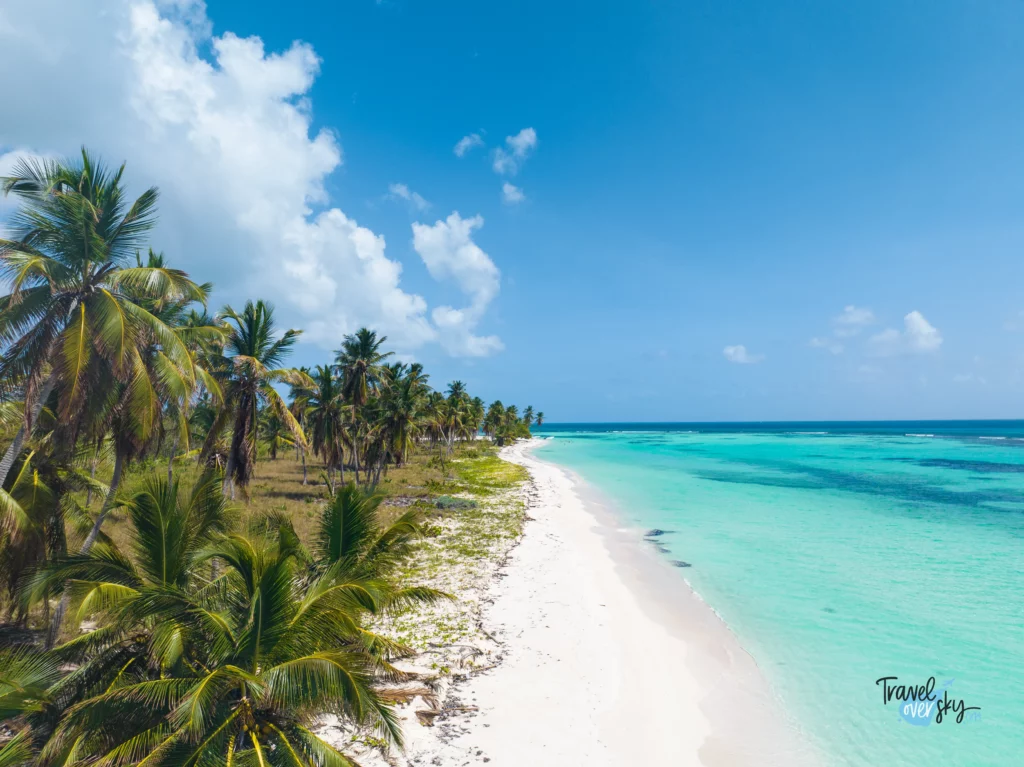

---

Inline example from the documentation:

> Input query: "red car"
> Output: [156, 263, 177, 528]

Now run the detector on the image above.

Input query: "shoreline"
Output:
[529, 441, 822, 766]
[359, 437, 820, 766]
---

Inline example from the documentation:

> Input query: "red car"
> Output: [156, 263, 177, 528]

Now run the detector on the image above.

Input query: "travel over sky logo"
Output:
[876, 677, 982, 726]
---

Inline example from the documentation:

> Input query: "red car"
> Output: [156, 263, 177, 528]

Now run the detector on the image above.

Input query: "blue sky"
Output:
[4, 0, 1024, 421]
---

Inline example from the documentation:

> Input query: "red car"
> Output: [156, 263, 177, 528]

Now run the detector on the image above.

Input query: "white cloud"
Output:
[492, 127, 537, 175]
[809, 336, 843, 355]
[0, 0, 501, 355]
[723, 345, 764, 364]
[501, 182, 525, 205]
[411, 212, 503, 356]
[386, 182, 429, 211]
[833, 305, 875, 337]
[867, 311, 943, 357]
[453, 133, 483, 157]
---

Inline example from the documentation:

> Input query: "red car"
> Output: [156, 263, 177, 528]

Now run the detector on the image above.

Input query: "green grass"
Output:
[34, 441, 531, 650]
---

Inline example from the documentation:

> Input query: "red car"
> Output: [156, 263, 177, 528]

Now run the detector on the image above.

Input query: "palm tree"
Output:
[288, 366, 313, 484]
[483, 400, 505, 440]
[0, 150, 203, 489]
[0, 444, 101, 630]
[370, 373, 425, 478]
[203, 300, 306, 499]
[307, 485, 445, 610]
[260, 411, 294, 460]
[536, 411, 545, 427]
[26, 478, 412, 765]
[0, 648, 63, 765]
[335, 328, 393, 484]
[522, 406, 535, 428]
[300, 364, 345, 491]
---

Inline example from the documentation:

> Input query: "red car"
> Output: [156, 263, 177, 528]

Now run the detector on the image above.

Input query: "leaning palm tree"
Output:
[202, 300, 306, 498]
[0, 149, 203, 488]
[536, 411, 544, 427]
[335, 328, 392, 483]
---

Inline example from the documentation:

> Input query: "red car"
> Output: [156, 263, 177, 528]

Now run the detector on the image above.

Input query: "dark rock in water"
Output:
[650, 541, 670, 554]
[822, 607, 836, 614]
[645, 529, 674, 537]
[670, 560, 692, 568]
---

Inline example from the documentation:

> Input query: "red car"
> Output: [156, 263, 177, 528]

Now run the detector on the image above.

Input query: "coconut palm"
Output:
[0, 648, 63, 766]
[522, 406, 535, 428]
[335, 328, 393, 484]
[377, 375, 426, 469]
[302, 364, 346, 491]
[203, 300, 306, 499]
[0, 150, 203, 489]
[536, 411, 544, 427]
[288, 366, 313, 484]
[307, 484, 446, 612]
[27, 478, 407, 766]
[0, 445, 101, 629]
[260, 411, 295, 461]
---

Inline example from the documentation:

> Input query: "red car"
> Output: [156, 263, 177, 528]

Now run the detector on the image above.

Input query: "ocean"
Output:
[533, 422, 1024, 766]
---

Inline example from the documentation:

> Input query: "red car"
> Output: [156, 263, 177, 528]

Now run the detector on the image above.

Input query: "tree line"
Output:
[0, 149, 542, 765]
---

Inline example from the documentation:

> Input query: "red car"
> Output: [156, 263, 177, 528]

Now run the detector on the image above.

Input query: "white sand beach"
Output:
[346, 438, 818, 766]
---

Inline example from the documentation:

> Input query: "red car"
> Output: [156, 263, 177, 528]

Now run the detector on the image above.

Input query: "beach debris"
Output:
[669, 560, 692, 568]
[377, 685, 439, 707]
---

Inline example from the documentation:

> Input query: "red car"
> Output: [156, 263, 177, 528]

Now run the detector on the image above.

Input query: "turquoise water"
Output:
[534, 422, 1024, 766]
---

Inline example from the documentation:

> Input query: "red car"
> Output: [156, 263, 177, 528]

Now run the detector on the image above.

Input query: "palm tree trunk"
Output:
[301, 448, 307, 485]
[222, 450, 236, 498]
[0, 370, 58, 488]
[48, 447, 125, 648]
[167, 433, 179, 485]
[352, 438, 361, 485]
[350, 409, 362, 485]
[86, 455, 97, 507]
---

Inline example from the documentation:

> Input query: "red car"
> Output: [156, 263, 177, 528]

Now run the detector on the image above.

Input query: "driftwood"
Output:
[377, 685, 439, 707]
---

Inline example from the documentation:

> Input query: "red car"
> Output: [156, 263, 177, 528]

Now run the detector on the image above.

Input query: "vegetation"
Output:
[0, 149, 541, 764]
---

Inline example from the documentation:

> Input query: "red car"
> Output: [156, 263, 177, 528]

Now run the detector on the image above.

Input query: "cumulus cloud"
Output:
[386, 182, 429, 212]
[867, 311, 943, 357]
[453, 133, 483, 157]
[0, 0, 500, 355]
[492, 127, 537, 175]
[723, 345, 764, 364]
[833, 305, 875, 337]
[809, 337, 843, 355]
[501, 182, 525, 205]
[412, 213, 503, 356]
